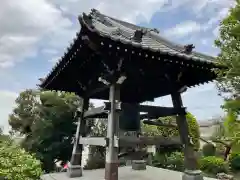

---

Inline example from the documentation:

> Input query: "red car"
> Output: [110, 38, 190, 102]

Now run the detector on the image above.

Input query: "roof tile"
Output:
[87, 9, 216, 64]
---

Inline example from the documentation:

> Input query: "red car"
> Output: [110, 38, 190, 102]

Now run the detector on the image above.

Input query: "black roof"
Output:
[85, 9, 216, 63]
[40, 9, 223, 103]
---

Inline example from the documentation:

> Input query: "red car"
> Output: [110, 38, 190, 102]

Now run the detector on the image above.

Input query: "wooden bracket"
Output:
[79, 136, 119, 147]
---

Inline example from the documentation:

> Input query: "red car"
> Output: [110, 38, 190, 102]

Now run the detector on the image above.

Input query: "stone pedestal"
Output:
[126, 160, 132, 166]
[132, 160, 146, 170]
[66, 163, 83, 178]
[182, 170, 203, 180]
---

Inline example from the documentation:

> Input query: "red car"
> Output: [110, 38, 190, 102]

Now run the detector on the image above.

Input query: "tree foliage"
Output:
[142, 112, 200, 151]
[0, 141, 42, 180]
[221, 100, 240, 137]
[207, 100, 240, 159]
[215, 0, 240, 97]
[84, 119, 107, 170]
[8, 89, 82, 172]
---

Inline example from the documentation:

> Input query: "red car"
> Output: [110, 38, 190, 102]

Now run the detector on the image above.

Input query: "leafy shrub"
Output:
[202, 143, 216, 157]
[152, 152, 184, 171]
[229, 152, 240, 171]
[166, 152, 184, 171]
[152, 152, 168, 168]
[185, 113, 201, 151]
[142, 112, 200, 151]
[199, 156, 228, 175]
[84, 146, 105, 170]
[0, 141, 42, 180]
[83, 156, 105, 170]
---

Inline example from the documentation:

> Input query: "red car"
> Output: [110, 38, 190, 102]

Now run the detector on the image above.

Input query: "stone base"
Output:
[132, 160, 146, 170]
[182, 170, 203, 180]
[126, 160, 132, 166]
[66, 163, 83, 178]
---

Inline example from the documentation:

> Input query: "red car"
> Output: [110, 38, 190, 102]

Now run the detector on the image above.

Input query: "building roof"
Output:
[85, 9, 216, 63]
[40, 9, 224, 102]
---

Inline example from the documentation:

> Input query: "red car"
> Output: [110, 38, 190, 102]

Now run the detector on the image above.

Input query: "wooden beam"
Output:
[79, 137, 106, 146]
[83, 106, 107, 118]
[84, 102, 185, 120]
[83, 109, 182, 120]
[104, 102, 185, 117]
[140, 112, 178, 119]
[171, 91, 199, 171]
[143, 120, 177, 128]
[118, 136, 181, 147]
[85, 84, 109, 98]
[79, 136, 119, 147]
[118, 151, 148, 160]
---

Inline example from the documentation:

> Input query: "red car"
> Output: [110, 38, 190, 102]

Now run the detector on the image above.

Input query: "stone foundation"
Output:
[66, 163, 83, 178]
[182, 170, 204, 180]
[41, 166, 217, 180]
[132, 160, 146, 170]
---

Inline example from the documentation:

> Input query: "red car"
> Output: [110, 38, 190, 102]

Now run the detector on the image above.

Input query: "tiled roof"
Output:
[79, 9, 217, 65]
[40, 9, 224, 99]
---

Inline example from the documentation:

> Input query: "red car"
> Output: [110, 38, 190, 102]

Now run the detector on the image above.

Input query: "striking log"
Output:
[139, 104, 185, 115]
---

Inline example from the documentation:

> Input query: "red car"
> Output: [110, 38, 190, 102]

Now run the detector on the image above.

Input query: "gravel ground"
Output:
[41, 166, 217, 180]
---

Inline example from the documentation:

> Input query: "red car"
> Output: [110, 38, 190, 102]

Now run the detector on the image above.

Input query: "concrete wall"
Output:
[199, 124, 220, 148]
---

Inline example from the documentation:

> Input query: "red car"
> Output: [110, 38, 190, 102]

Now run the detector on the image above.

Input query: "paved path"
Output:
[41, 166, 217, 180]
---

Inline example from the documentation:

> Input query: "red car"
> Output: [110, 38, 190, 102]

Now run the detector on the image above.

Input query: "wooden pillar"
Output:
[105, 84, 120, 180]
[67, 98, 89, 178]
[171, 91, 203, 180]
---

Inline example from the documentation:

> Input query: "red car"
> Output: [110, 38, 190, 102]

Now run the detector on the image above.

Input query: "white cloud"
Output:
[201, 39, 209, 45]
[41, 49, 58, 55]
[0, 0, 72, 68]
[49, 0, 168, 23]
[202, 7, 230, 32]
[163, 21, 201, 38]
[0, 90, 18, 134]
[0, 0, 234, 69]
[0, 0, 232, 132]
[152, 83, 224, 120]
[0, 0, 171, 133]
[213, 26, 220, 38]
[48, 56, 60, 64]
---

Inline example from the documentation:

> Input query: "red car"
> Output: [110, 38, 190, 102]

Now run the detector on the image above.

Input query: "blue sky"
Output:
[0, 0, 234, 133]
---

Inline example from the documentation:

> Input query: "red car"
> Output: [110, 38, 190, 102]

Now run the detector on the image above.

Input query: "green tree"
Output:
[8, 90, 82, 172]
[9, 89, 39, 134]
[0, 141, 42, 180]
[84, 119, 107, 170]
[142, 112, 200, 151]
[206, 101, 240, 160]
[215, 0, 240, 97]
[221, 101, 240, 153]
[0, 127, 11, 143]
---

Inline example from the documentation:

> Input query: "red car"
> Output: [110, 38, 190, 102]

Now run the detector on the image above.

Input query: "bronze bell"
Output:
[119, 103, 140, 131]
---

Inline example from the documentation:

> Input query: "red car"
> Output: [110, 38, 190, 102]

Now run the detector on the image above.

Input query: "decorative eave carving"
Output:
[183, 44, 195, 54]
[132, 29, 146, 43]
